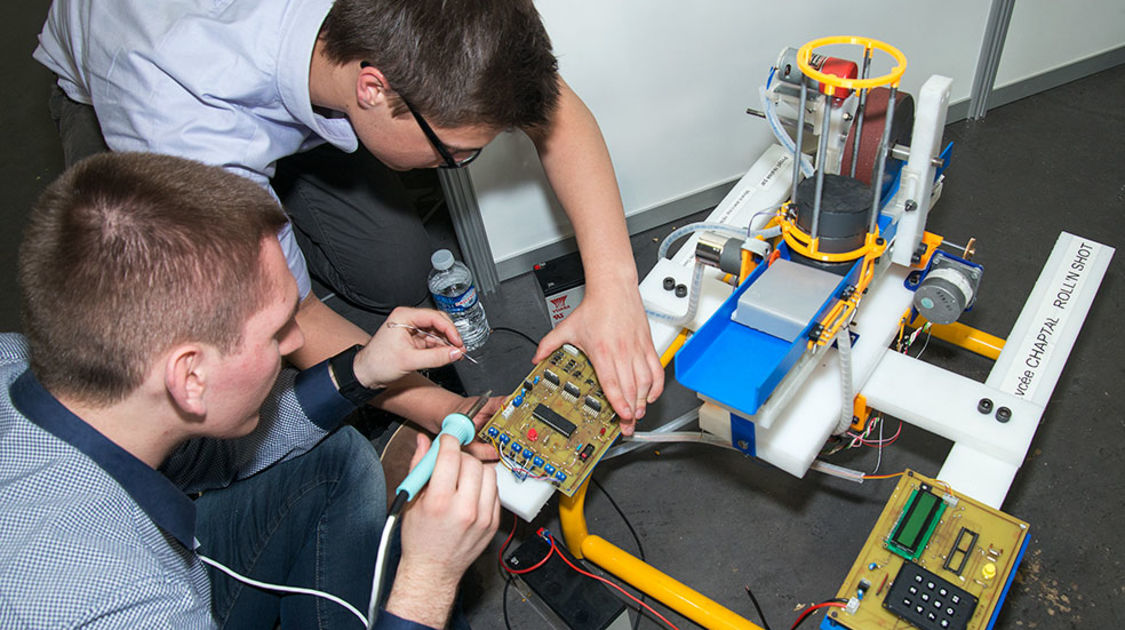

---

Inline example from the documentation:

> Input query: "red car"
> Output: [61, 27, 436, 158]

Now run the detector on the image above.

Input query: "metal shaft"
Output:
[790, 79, 809, 207]
[849, 48, 873, 178]
[810, 92, 833, 241]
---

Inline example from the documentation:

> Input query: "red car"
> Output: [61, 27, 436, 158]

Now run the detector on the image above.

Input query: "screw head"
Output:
[737, 440, 749, 450]
[995, 406, 1012, 423]
[977, 398, 994, 414]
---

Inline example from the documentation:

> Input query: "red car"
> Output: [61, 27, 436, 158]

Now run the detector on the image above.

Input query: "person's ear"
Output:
[164, 344, 208, 418]
[357, 62, 390, 110]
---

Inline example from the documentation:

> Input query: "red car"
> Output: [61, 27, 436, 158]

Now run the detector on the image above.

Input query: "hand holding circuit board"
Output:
[478, 344, 621, 496]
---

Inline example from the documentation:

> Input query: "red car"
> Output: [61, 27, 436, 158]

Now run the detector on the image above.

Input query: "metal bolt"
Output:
[905, 200, 918, 213]
[977, 398, 993, 414]
[995, 406, 1012, 423]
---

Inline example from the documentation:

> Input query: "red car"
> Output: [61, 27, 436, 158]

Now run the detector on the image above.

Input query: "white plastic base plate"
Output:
[494, 463, 556, 522]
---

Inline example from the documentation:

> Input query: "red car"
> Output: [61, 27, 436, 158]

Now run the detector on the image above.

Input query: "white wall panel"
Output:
[471, 1, 993, 268]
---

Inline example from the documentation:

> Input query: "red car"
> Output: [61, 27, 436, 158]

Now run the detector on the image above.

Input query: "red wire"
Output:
[545, 535, 681, 630]
[498, 513, 557, 575]
[790, 601, 847, 629]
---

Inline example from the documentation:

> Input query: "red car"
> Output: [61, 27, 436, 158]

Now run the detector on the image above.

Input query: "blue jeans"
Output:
[195, 427, 386, 629]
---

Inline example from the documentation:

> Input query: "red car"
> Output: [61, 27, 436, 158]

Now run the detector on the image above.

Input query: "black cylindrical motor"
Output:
[791, 175, 870, 275]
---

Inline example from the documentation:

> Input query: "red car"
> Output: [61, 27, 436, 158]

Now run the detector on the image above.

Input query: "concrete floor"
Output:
[3, 3, 1123, 628]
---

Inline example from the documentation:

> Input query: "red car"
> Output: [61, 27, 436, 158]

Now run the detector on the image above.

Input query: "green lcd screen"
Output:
[887, 488, 945, 560]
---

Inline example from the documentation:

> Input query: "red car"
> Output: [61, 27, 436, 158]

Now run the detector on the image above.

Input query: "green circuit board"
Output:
[478, 344, 620, 496]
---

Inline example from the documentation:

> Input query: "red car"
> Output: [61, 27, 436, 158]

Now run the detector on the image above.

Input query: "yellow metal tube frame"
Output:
[559, 479, 763, 630]
[909, 316, 1005, 360]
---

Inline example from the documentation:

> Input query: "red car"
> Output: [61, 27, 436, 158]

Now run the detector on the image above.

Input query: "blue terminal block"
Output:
[532, 456, 544, 468]
[510, 442, 522, 454]
[554, 471, 567, 482]
[486, 426, 499, 438]
[543, 464, 556, 475]
[676, 213, 896, 418]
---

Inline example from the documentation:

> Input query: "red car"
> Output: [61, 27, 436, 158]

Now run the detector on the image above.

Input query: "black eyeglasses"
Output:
[398, 94, 482, 169]
[360, 61, 481, 168]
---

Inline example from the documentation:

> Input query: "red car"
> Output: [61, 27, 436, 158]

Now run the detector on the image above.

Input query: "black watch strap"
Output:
[328, 344, 384, 406]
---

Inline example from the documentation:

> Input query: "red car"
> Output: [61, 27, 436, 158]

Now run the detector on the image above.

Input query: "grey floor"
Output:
[3, 3, 1123, 628]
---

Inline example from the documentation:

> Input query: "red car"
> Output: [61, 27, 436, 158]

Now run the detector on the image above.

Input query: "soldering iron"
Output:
[365, 391, 492, 629]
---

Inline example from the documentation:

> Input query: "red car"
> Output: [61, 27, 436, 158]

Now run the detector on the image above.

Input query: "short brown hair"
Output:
[19, 153, 289, 405]
[319, 0, 560, 129]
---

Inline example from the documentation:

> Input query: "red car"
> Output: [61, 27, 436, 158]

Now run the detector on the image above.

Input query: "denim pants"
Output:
[194, 427, 387, 629]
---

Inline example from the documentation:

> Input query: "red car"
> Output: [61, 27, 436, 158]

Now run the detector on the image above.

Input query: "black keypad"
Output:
[884, 562, 978, 630]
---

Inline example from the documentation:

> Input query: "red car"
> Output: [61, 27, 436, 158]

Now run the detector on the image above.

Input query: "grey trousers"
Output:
[48, 86, 433, 315]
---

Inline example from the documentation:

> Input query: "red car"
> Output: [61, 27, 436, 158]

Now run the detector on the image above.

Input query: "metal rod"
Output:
[810, 92, 833, 241]
[867, 85, 898, 234]
[790, 79, 809, 208]
[849, 48, 873, 178]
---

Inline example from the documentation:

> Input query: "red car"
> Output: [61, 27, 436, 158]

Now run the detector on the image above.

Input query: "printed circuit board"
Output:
[823, 470, 1030, 630]
[478, 344, 619, 496]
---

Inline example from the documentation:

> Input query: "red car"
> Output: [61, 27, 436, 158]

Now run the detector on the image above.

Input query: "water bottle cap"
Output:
[431, 249, 454, 271]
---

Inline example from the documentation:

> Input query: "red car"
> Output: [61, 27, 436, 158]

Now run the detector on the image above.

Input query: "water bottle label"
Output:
[434, 285, 478, 314]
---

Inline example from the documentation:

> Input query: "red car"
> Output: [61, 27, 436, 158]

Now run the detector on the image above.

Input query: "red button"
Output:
[528, 428, 539, 442]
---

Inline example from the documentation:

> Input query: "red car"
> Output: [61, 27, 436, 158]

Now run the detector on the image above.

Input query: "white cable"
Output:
[834, 323, 855, 435]
[760, 86, 815, 178]
[626, 431, 739, 451]
[365, 512, 400, 629]
[198, 553, 367, 628]
[809, 459, 866, 484]
[604, 408, 699, 460]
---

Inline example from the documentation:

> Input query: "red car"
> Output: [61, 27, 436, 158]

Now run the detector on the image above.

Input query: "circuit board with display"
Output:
[822, 471, 1030, 630]
[478, 344, 620, 496]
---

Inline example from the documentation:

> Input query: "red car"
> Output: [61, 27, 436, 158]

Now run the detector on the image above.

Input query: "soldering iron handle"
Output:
[394, 412, 477, 501]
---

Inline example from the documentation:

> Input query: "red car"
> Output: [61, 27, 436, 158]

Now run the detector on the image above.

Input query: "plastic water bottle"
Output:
[428, 249, 490, 352]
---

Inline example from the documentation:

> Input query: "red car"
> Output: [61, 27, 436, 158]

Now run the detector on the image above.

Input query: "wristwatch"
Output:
[328, 344, 385, 406]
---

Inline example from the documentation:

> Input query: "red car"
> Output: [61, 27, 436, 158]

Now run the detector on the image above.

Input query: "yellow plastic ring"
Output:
[797, 36, 907, 96]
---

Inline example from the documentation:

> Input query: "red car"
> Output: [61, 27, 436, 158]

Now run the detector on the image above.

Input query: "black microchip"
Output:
[523, 379, 534, 390]
[533, 403, 576, 438]
[584, 396, 602, 413]
[544, 369, 560, 386]
[564, 382, 580, 398]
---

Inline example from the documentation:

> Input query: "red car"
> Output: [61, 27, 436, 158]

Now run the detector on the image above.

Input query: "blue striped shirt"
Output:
[0, 334, 423, 629]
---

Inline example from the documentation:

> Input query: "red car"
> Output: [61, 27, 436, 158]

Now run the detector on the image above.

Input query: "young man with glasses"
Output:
[35, 0, 663, 430]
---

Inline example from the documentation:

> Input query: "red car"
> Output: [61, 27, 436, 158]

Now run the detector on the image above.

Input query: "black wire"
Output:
[591, 477, 647, 629]
[502, 576, 514, 630]
[590, 477, 646, 562]
[744, 584, 772, 630]
[491, 326, 541, 348]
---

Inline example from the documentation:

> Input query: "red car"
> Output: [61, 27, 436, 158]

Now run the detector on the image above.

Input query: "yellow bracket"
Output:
[560, 480, 764, 630]
[807, 232, 887, 350]
[850, 393, 872, 432]
[797, 36, 907, 96]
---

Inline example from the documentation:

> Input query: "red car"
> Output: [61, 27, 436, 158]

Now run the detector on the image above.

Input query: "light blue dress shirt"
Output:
[34, 0, 365, 299]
